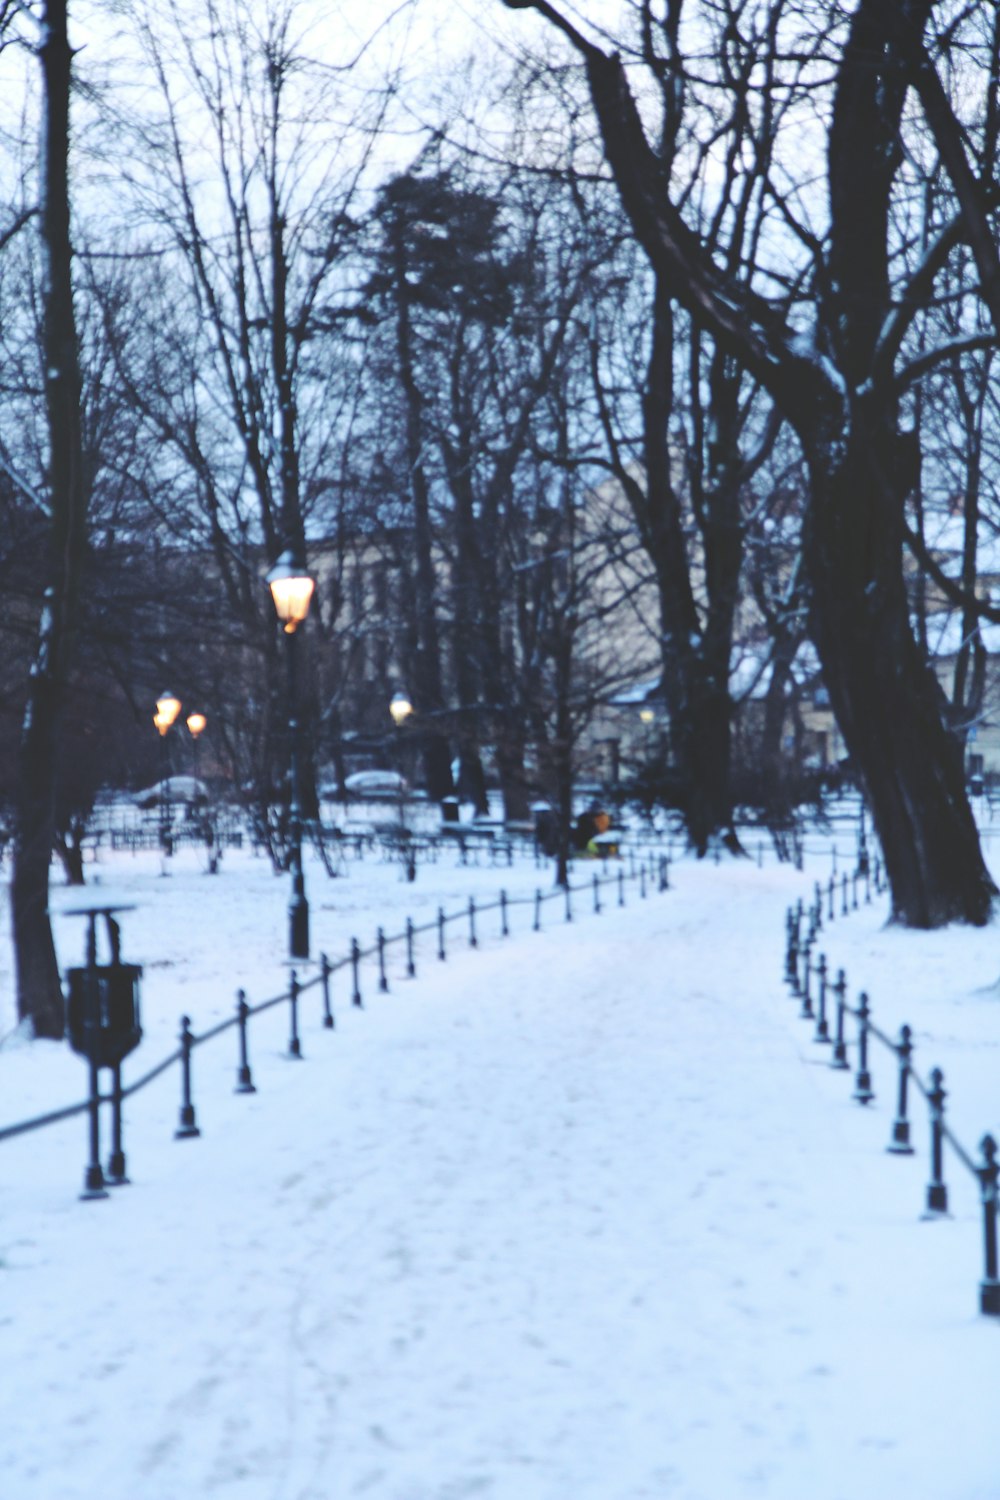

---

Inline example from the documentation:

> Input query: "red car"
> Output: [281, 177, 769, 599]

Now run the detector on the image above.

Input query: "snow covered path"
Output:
[2, 862, 997, 1499]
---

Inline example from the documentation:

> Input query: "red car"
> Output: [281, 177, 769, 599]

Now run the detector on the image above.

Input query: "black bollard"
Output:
[640, 864, 647, 900]
[106, 1061, 129, 1185]
[81, 1059, 109, 1200]
[175, 1015, 201, 1138]
[618, 868, 625, 907]
[500, 890, 509, 938]
[851, 870, 859, 910]
[924, 1068, 949, 1215]
[659, 855, 669, 891]
[534, 888, 542, 932]
[351, 938, 363, 1007]
[593, 874, 601, 914]
[788, 924, 801, 995]
[827, 876, 835, 922]
[468, 898, 478, 948]
[565, 882, 573, 923]
[977, 1136, 1000, 1316]
[235, 988, 256, 1093]
[831, 970, 850, 1070]
[800, 937, 815, 1019]
[887, 1025, 914, 1154]
[786, 904, 799, 972]
[320, 953, 334, 1027]
[288, 969, 303, 1057]
[406, 918, 416, 977]
[814, 954, 830, 1043]
[378, 927, 389, 992]
[852, 992, 874, 1104]
[438, 906, 446, 961]
[841, 873, 849, 917]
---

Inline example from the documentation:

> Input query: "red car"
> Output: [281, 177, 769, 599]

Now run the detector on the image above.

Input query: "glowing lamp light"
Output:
[156, 691, 182, 730]
[266, 549, 315, 634]
[389, 691, 414, 728]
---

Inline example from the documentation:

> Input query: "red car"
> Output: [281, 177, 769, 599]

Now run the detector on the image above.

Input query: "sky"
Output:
[1, 798, 999, 1498]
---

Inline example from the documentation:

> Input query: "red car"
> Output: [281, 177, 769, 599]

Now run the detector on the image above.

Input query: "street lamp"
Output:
[154, 690, 182, 860]
[186, 711, 217, 872]
[389, 690, 417, 878]
[389, 690, 414, 729]
[267, 548, 315, 960]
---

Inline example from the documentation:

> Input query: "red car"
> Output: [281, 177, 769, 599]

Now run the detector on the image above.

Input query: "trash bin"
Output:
[67, 963, 143, 1069]
[442, 796, 460, 823]
[64, 904, 143, 1070]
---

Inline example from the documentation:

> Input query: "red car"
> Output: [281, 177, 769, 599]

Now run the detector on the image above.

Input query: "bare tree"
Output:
[9, 0, 89, 1035]
[501, 0, 998, 926]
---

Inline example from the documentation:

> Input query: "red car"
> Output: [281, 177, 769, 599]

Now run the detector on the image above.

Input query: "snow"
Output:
[1, 815, 999, 1500]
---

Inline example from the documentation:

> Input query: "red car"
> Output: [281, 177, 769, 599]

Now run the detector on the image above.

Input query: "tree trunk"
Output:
[13, 0, 88, 1038]
[676, 679, 739, 857]
[392, 230, 454, 807]
[805, 416, 995, 927]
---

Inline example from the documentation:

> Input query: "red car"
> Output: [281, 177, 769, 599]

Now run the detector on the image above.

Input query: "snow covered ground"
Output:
[1, 819, 999, 1499]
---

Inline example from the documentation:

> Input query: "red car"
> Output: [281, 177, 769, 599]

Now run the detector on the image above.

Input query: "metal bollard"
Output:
[887, 1025, 914, 1154]
[175, 1015, 201, 1138]
[351, 938, 363, 1007]
[852, 992, 874, 1104]
[640, 864, 647, 899]
[406, 918, 416, 977]
[593, 874, 601, 914]
[438, 906, 446, 961]
[378, 927, 389, 992]
[235, 988, 256, 1093]
[565, 882, 573, 923]
[468, 897, 478, 948]
[977, 1135, 1000, 1316]
[831, 970, 850, 1070]
[827, 876, 835, 922]
[288, 969, 302, 1057]
[618, 867, 625, 907]
[534, 888, 542, 932]
[320, 952, 334, 1027]
[813, 954, 830, 1043]
[800, 936, 814, 1018]
[924, 1068, 949, 1215]
[841, 873, 849, 917]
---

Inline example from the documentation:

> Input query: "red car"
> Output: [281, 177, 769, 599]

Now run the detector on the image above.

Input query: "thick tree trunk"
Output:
[392, 235, 454, 808]
[495, 732, 532, 823]
[805, 423, 995, 927]
[13, 0, 88, 1037]
[675, 680, 739, 857]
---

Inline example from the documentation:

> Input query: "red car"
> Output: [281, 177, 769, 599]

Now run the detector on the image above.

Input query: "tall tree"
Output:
[11, 0, 88, 1035]
[502, 0, 998, 926]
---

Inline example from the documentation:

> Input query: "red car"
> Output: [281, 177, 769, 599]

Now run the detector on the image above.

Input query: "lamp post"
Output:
[154, 690, 182, 862]
[186, 712, 215, 872]
[267, 548, 315, 960]
[389, 690, 415, 878]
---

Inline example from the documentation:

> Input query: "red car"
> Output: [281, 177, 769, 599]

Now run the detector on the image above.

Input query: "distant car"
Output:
[134, 776, 208, 809]
[343, 770, 408, 797]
